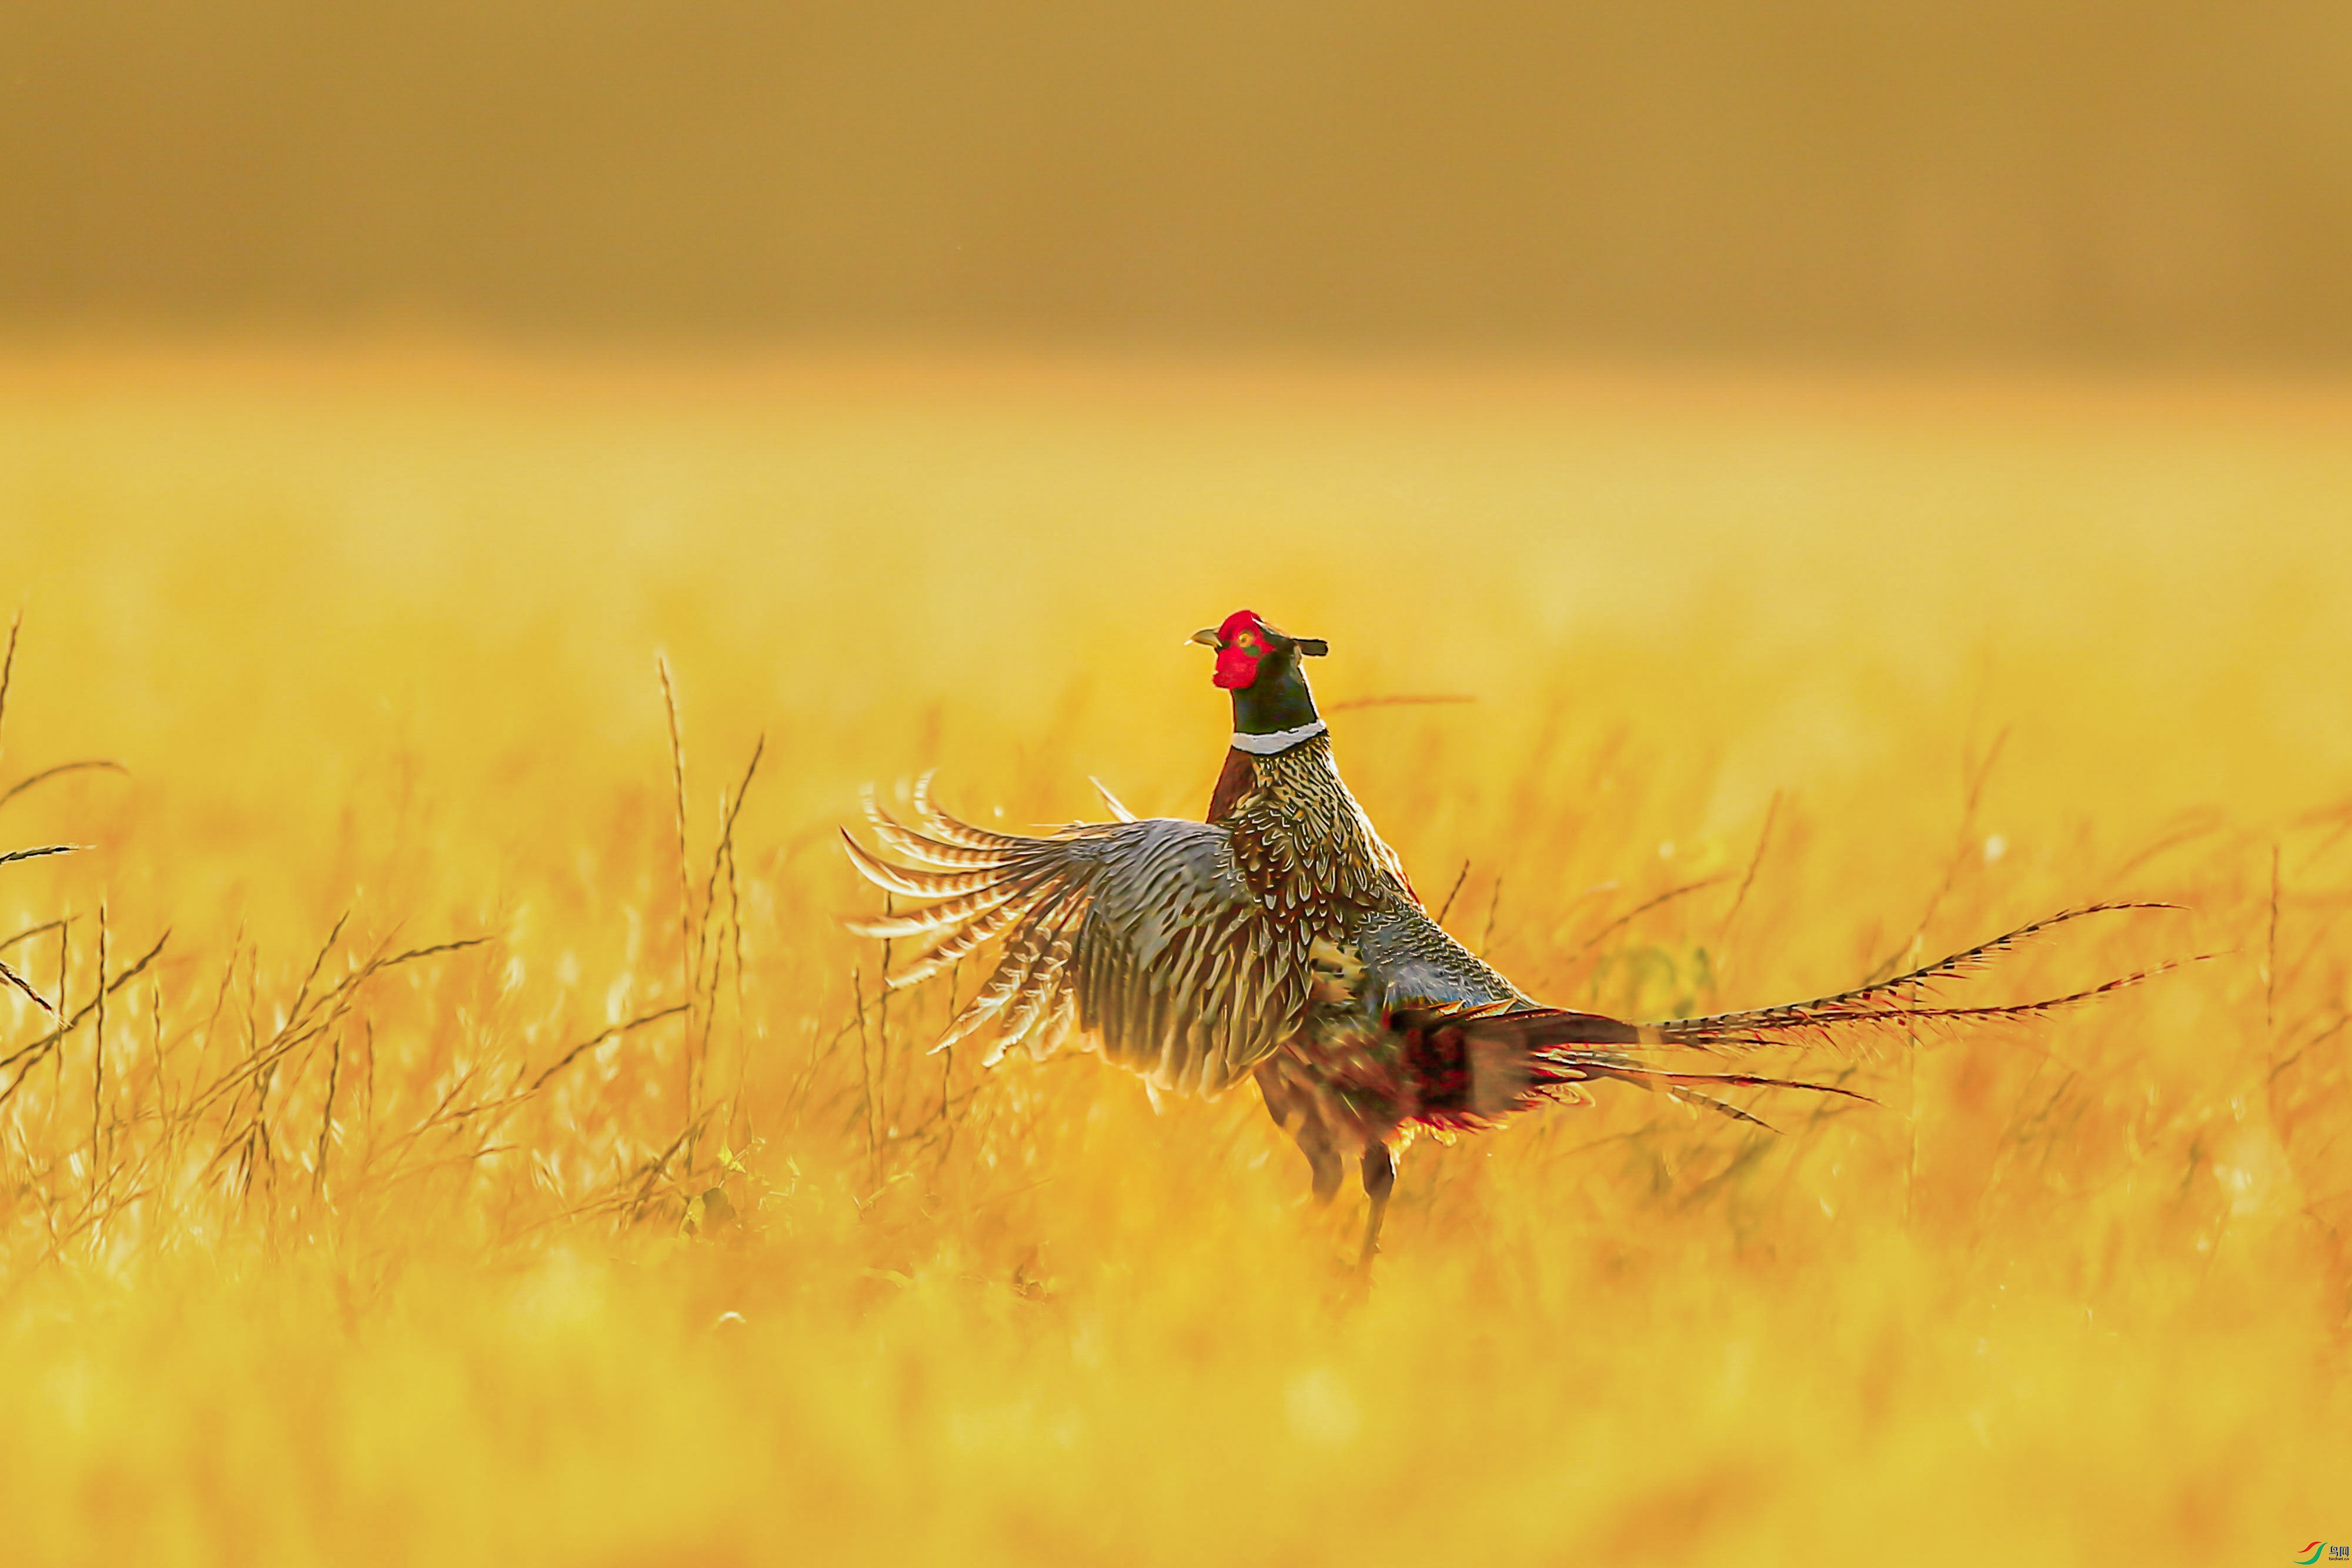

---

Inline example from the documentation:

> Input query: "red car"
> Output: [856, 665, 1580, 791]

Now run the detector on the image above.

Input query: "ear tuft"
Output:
[1296, 638, 1329, 657]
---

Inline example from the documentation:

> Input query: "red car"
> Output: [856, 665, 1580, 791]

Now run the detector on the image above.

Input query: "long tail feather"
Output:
[1652, 902, 2183, 1048]
[1659, 952, 2220, 1048]
[1665, 1087, 1779, 1130]
[1393, 1002, 1643, 1051]
[1394, 1004, 1869, 1134]
[1537, 1051, 1876, 1108]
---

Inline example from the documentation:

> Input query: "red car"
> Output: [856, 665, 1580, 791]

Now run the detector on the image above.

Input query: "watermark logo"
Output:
[2293, 1544, 2348, 1565]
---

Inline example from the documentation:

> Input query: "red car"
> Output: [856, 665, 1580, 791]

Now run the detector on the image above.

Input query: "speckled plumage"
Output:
[845, 611, 2154, 1268]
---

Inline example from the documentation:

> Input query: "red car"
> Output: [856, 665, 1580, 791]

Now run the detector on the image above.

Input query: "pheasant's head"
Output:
[1190, 610, 1328, 739]
[1189, 610, 1328, 690]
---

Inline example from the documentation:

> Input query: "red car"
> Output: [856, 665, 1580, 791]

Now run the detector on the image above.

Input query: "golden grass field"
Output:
[2, 346, 2348, 1565]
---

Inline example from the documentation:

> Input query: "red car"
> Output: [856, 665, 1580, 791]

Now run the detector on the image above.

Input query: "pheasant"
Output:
[845, 609, 2165, 1268]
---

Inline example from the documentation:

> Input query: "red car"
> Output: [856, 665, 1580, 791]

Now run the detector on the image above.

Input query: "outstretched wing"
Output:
[843, 779, 1309, 1096]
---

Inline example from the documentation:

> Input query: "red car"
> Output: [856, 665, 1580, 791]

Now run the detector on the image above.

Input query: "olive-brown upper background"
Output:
[6, 0, 2348, 360]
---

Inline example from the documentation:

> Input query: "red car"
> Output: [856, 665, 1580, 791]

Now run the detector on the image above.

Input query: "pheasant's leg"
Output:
[1296, 1114, 1343, 1204]
[1357, 1141, 1395, 1271]
[1255, 1065, 1297, 1132]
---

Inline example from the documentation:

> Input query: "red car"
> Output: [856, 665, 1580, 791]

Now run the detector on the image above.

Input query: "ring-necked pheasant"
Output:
[845, 609, 2166, 1267]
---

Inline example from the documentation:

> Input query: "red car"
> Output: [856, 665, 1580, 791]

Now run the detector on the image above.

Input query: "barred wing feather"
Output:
[844, 790, 1307, 1096]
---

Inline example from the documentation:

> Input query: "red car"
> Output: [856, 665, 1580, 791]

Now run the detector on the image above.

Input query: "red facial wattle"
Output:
[1211, 609, 1267, 689]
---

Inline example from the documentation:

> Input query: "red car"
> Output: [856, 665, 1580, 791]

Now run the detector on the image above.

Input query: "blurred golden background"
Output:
[5, 0, 2350, 359]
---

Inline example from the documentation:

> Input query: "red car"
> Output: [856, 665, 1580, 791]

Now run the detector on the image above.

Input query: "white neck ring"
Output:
[1230, 720, 1327, 755]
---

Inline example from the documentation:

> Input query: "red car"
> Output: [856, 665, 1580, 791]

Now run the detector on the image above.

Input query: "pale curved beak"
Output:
[1187, 627, 1222, 648]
